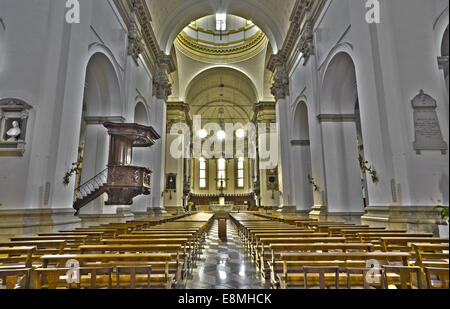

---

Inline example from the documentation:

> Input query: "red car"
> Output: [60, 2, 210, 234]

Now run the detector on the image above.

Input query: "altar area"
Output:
[188, 193, 256, 213]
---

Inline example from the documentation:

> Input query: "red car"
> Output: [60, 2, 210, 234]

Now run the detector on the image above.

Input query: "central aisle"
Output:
[180, 220, 270, 289]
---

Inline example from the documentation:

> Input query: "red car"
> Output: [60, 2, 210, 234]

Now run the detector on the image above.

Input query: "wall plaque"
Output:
[411, 90, 447, 155]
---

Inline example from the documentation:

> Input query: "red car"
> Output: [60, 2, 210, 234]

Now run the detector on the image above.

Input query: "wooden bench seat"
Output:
[272, 252, 410, 289]
[40, 253, 176, 288]
[0, 247, 36, 269]
[412, 243, 449, 268]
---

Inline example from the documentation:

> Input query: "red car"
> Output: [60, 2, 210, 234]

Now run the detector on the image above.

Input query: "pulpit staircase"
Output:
[73, 168, 108, 212]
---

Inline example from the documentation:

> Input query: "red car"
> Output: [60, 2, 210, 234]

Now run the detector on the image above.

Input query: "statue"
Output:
[6, 121, 21, 142]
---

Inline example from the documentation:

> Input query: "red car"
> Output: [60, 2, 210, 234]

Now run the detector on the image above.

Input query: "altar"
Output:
[209, 203, 234, 212]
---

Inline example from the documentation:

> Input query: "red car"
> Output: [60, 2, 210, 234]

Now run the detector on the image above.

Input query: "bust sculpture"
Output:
[6, 121, 21, 141]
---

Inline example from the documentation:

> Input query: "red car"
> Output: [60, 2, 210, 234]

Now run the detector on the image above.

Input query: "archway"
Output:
[76, 52, 122, 215]
[320, 52, 365, 220]
[134, 102, 150, 126]
[441, 25, 449, 93]
[0, 16, 5, 71]
[291, 101, 314, 215]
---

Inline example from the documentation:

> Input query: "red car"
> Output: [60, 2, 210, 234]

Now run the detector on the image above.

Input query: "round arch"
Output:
[319, 50, 365, 216]
[158, 0, 284, 55]
[320, 51, 358, 114]
[83, 52, 121, 116]
[0, 17, 5, 71]
[134, 102, 150, 126]
[291, 101, 310, 141]
[184, 65, 260, 101]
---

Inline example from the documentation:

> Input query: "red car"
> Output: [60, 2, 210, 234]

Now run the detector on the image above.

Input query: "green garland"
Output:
[435, 205, 449, 221]
[307, 174, 319, 192]
[359, 154, 379, 183]
[63, 158, 83, 186]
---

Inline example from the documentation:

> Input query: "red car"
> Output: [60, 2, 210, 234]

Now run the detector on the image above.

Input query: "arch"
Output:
[320, 51, 358, 114]
[0, 17, 5, 71]
[76, 51, 122, 215]
[184, 65, 260, 101]
[441, 25, 449, 92]
[292, 101, 310, 141]
[290, 100, 314, 212]
[134, 102, 150, 126]
[159, 0, 283, 55]
[83, 52, 122, 117]
[319, 51, 364, 216]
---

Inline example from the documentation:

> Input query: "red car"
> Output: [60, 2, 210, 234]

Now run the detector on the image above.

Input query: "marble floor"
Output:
[179, 220, 270, 289]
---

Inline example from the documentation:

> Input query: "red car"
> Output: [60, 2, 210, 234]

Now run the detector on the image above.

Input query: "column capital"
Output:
[268, 54, 290, 101]
[153, 53, 172, 100]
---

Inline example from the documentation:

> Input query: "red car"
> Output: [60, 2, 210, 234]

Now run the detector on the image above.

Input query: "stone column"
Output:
[164, 102, 190, 214]
[270, 55, 296, 214]
[149, 54, 172, 216]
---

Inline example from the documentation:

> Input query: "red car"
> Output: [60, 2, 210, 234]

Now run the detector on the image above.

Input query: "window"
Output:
[237, 157, 245, 188]
[216, 13, 227, 31]
[199, 158, 207, 189]
[217, 158, 227, 189]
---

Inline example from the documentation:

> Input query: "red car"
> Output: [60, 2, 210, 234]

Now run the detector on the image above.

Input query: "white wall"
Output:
[0, 0, 158, 214]
[284, 0, 449, 214]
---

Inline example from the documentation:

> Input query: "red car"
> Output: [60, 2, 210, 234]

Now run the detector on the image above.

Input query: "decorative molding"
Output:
[152, 54, 172, 101]
[127, 0, 145, 61]
[269, 55, 290, 101]
[317, 114, 356, 123]
[84, 116, 126, 125]
[290, 139, 310, 146]
[267, 0, 326, 74]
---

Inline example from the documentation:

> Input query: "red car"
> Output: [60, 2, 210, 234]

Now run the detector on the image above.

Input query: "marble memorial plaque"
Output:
[411, 90, 447, 154]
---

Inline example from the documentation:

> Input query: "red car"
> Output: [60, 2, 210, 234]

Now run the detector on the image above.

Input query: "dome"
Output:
[175, 14, 268, 63]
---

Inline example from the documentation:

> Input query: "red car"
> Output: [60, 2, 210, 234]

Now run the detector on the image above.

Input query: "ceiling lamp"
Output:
[236, 129, 245, 138]
[217, 130, 226, 140]
[198, 129, 208, 139]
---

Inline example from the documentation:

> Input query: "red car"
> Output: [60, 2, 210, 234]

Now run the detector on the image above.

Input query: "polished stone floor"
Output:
[180, 220, 270, 289]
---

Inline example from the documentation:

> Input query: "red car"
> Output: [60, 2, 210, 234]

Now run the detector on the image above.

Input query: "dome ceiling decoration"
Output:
[175, 15, 268, 64]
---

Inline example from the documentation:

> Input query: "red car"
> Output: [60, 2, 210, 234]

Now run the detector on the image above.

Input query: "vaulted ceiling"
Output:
[186, 67, 258, 124]
[145, 0, 296, 54]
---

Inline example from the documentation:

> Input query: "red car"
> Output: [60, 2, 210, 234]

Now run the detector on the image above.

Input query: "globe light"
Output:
[236, 129, 245, 138]
[198, 129, 208, 139]
[217, 130, 226, 140]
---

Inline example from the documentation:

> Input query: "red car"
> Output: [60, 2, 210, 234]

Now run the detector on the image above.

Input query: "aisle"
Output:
[180, 220, 269, 289]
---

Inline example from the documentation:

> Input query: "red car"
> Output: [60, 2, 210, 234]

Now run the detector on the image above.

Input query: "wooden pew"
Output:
[0, 268, 32, 289]
[40, 253, 175, 289]
[276, 252, 410, 289]
[412, 243, 449, 268]
[79, 244, 186, 281]
[0, 247, 36, 269]
[256, 237, 346, 278]
[358, 233, 434, 243]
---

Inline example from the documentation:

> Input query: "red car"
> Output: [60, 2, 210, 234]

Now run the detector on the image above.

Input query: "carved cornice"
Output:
[113, 0, 176, 77]
[84, 116, 126, 125]
[0, 98, 33, 110]
[267, 0, 326, 74]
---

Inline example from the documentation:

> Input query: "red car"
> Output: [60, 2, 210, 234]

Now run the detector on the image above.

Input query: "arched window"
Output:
[236, 157, 245, 188]
[217, 158, 227, 189]
[199, 157, 207, 189]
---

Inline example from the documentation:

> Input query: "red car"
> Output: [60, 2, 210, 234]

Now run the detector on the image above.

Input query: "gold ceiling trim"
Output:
[181, 30, 262, 47]
[175, 31, 268, 64]
[186, 24, 257, 36]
